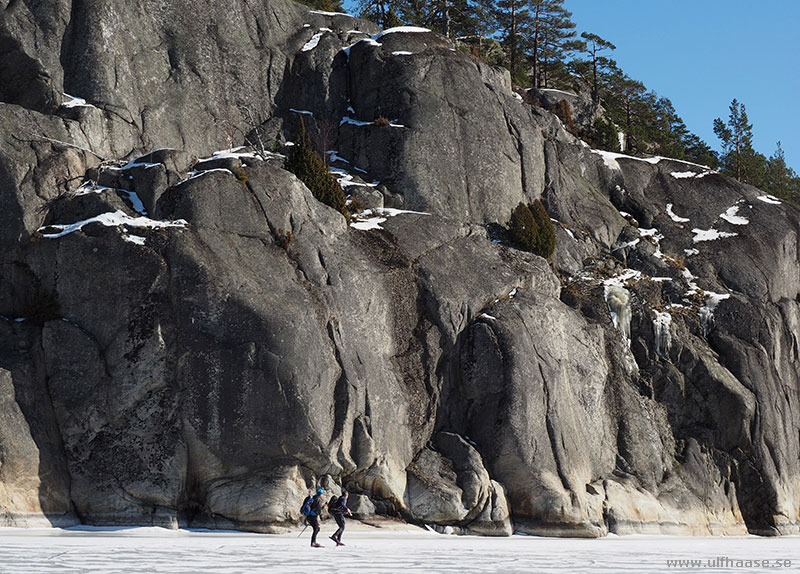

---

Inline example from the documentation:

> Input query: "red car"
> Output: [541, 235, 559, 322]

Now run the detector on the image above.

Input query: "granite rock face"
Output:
[1, 0, 799, 537]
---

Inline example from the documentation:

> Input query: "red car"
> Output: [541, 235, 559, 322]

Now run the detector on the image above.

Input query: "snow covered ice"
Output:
[0, 526, 797, 573]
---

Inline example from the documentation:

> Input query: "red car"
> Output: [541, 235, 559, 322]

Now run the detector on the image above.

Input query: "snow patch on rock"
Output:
[350, 208, 429, 231]
[375, 26, 432, 40]
[39, 210, 187, 239]
[692, 228, 738, 242]
[666, 203, 690, 223]
[61, 94, 96, 109]
[309, 10, 353, 17]
[720, 205, 749, 225]
[301, 29, 332, 52]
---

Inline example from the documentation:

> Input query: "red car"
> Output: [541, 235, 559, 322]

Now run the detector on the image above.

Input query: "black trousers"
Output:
[306, 515, 320, 545]
[332, 513, 346, 540]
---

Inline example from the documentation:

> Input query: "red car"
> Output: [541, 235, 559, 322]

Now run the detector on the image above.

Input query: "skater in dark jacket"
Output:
[329, 491, 352, 546]
[307, 488, 325, 548]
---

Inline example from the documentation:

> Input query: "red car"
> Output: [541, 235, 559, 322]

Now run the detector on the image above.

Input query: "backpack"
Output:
[327, 496, 340, 513]
[300, 495, 313, 516]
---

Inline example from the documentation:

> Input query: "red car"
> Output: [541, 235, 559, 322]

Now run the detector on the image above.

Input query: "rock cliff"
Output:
[1, 0, 798, 536]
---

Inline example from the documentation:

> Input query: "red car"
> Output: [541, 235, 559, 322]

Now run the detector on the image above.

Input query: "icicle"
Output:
[604, 286, 631, 340]
[699, 292, 730, 338]
[652, 311, 672, 357]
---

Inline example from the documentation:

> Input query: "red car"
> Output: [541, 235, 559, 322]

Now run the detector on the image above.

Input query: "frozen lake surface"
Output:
[0, 525, 797, 573]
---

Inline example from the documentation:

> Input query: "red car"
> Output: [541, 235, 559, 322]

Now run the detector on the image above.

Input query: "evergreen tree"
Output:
[591, 117, 620, 152]
[764, 142, 800, 202]
[448, 0, 491, 38]
[464, 0, 498, 39]
[384, 6, 403, 27]
[529, 1, 578, 89]
[507, 200, 556, 258]
[530, 199, 556, 258]
[682, 134, 719, 168]
[648, 96, 689, 159]
[397, 0, 427, 26]
[286, 120, 349, 222]
[604, 65, 647, 152]
[492, 0, 534, 83]
[575, 32, 615, 104]
[714, 99, 763, 185]
[508, 202, 537, 252]
[358, 0, 404, 27]
[437, 0, 453, 36]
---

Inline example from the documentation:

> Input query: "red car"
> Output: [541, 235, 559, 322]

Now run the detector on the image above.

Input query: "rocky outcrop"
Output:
[1, 0, 799, 538]
[339, 34, 572, 223]
[526, 87, 601, 138]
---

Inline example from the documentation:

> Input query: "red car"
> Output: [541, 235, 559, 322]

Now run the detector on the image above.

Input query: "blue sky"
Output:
[565, 0, 800, 169]
[341, 1, 799, 169]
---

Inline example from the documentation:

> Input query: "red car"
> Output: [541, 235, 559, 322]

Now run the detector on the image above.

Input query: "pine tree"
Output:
[529, 1, 578, 89]
[764, 142, 800, 202]
[286, 120, 350, 222]
[358, 0, 404, 27]
[576, 32, 616, 104]
[465, 0, 497, 38]
[492, 0, 534, 83]
[437, 0, 452, 36]
[591, 117, 620, 152]
[648, 96, 689, 159]
[682, 134, 718, 169]
[396, 0, 427, 26]
[714, 99, 763, 185]
[447, 0, 489, 38]
[604, 65, 647, 152]
[384, 6, 403, 27]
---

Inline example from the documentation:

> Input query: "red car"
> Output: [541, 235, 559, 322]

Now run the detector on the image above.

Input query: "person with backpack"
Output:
[328, 490, 352, 546]
[300, 488, 326, 548]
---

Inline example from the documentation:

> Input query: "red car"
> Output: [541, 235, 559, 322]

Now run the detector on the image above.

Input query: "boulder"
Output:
[404, 432, 511, 535]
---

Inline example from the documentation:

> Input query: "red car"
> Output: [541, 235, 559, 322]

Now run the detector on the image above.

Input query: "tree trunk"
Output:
[440, 0, 450, 37]
[532, 4, 541, 88]
[591, 44, 598, 104]
[510, 5, 517, 79]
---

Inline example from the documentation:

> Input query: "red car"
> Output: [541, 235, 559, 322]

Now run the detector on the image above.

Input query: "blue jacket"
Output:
[309, 494, 324, 517]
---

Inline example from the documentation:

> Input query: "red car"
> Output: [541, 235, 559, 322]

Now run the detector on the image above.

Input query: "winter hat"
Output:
[317, 488, 325, 495]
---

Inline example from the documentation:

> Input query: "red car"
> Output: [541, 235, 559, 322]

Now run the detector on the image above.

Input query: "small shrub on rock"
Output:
[231, 165, 248, 185]
[285, 119, 349, 222]
[508, 200, 556, 259]
[509, 202, 536, 251]
[275, 228, 293, 249]
[554, 100, 578, 136]
[530, 199, 556, 258]
[347, 196, 365, 214]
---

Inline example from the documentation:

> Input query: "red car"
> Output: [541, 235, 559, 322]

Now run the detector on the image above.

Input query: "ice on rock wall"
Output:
[604, 286, 631, 340]
[653, 311, 672, 357]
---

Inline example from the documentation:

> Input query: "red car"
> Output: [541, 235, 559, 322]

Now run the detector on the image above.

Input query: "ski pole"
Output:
[297, 524, 309, 538]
